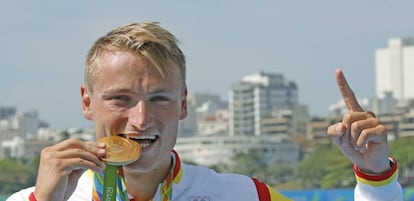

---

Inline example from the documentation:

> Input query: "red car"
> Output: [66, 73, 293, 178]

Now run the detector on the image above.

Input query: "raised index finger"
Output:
[335, 69, 363, 112]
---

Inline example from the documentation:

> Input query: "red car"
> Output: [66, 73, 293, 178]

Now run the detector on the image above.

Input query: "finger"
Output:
[335, 69, 364, 112]
[51, 138, 106, 158]
[342, 112, 368, 126]
[50, 151, 106, 173]
[327, 123, 346, 137]
[61, 157, 106, 173]
[355, 124, 387, 148]
[327, 123, 349, 146]
[349, 118, 378, 149]
[342, 112, 366, 148]
[54, 148, 106, 170]
[327, 123, 343, 145]
[84, 141, 107, 158]
[52, 137, 85, 151]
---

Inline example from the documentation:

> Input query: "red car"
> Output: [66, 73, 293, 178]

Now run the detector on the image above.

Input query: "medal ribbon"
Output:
[103, 165, 118, 201]
[93, 166, 129, 201]
[92, 154, 176, 201]
[160, 158, 174, 201]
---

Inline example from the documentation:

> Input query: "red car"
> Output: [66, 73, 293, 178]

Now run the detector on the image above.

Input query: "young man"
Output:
[7, 22, 402, 201]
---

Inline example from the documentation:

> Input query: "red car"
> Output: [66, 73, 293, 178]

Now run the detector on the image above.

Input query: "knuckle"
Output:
[40, 146, 53, 158]
[67, 137, 81, 144]
[343, 113, 352, 123]
[54, 158, 64, 167]
[74, 147, 86, 155]
[360, 129, 369, 137]
[371, 118, 380, 125]
[377, 124, 386, 133]
[366, 111, 376, 118]
[350, 121, 360, 132]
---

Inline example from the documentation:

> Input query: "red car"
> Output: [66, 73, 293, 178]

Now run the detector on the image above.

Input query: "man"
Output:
[7, 22, 402, 201]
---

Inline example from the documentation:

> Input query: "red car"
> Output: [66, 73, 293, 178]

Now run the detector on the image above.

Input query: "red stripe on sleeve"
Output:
[252, 178, 271, 201]
[29, 192, 37, 201]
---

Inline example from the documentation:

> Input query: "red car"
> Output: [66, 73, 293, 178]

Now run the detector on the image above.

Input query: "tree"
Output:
[219, 150, 296, 186]
[297, 144, 355, 189]
[390, 136, 414, 187]
[0, 158, 33, 194]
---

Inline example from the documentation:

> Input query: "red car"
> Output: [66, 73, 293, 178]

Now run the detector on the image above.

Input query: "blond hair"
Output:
[84, 22, 186, 92]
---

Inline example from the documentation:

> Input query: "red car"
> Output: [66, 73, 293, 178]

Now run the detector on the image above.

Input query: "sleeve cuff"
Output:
[354, 157, 398, 187]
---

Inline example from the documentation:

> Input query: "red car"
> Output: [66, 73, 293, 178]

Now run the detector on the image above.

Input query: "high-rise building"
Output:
[0, 106, 16, 120]
[229, 71, 298, 136]
[375, 38, 414, 101]
[178, 93, 227, 136]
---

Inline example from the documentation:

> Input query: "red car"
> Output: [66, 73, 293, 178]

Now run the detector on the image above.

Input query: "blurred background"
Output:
[1, 1, 414, 200]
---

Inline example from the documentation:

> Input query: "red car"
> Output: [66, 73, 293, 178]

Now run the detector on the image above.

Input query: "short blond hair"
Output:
[84, 22, 186, 92]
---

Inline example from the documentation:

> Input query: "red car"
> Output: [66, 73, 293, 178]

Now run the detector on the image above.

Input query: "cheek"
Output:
[156, 107, 182, 124]
[93, 104, 128, 135]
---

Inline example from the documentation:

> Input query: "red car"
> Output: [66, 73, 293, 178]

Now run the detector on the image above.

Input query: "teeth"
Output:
[122, 135, 159, 149]
[128, 135, 158, 140]
[140, 143, 150, 148]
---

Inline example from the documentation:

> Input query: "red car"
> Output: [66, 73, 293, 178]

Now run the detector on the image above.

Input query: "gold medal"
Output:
[97, 135, 141, 166]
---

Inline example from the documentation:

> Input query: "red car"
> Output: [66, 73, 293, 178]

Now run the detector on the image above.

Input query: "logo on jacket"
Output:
[189, 196, 211, 201]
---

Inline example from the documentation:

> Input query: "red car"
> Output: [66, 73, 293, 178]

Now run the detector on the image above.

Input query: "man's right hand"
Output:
[34, 137, 106, 201]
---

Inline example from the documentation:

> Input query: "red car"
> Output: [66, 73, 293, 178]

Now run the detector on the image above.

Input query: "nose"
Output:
[129, 101, 152, 130]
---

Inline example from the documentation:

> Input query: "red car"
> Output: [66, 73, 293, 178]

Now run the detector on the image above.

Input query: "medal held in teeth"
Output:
[98, 135, 141, 166]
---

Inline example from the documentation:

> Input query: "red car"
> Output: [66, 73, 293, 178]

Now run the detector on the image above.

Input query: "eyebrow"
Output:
[101, 86, 177, 96]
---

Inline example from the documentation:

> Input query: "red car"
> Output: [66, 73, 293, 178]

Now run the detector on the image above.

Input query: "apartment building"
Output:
[375, 38, 414, 101]
[229, 71, 299, 136]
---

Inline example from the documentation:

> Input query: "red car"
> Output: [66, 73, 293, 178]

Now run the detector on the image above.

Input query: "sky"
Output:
[1, 1, 414, 129]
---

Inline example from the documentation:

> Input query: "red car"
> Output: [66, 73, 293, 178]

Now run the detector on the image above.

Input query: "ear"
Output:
[179, 86, 188, 120]
[80, 85, 93, 120]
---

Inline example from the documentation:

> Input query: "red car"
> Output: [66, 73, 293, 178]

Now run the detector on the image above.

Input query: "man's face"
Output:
[81, 51, 187, 171]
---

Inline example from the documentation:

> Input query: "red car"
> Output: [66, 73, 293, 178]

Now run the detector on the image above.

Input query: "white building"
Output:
[371, 91, 398, 115]
[0, 136, 25, 158]
[179, 93, 228, 137]
[328, 97, 371, 116]
[175, 135, 299, 167]
[229, 71, 298, 136]
[375, 38, 414, 101]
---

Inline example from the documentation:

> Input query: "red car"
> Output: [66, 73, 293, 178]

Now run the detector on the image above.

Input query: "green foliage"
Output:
[213, 144, 356, 189]
[297, 144, 355, 189]
[217, 151, 295, 186]
[390, 136, 414, 167]
[0, 157, 38, 195]
[211, 136, 414, 189]
[390, 136, 414, 186]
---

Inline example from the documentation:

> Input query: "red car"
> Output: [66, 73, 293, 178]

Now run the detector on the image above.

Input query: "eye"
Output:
[150, 96, 171, 104]
[112, 95, 132, 102]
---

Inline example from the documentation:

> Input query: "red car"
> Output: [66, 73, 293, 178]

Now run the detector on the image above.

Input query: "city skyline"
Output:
[1, 1, 414, 129]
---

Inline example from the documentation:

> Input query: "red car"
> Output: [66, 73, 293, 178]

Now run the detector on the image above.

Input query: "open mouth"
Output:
[119, 134, 159, 148]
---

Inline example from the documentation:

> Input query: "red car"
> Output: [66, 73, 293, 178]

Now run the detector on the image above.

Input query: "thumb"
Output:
[327, 123, 346, 145]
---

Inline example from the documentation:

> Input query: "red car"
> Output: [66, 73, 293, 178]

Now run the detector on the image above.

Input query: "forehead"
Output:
[100, 51, 150, 73]
[93, 51, 182, 89]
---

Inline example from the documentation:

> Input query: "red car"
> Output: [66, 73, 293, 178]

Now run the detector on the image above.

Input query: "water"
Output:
[279, 188, 414, 201]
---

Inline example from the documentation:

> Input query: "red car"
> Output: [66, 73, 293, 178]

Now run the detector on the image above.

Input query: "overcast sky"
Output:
[1, 1, 414, 129]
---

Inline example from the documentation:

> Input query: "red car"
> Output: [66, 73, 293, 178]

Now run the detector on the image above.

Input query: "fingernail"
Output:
[97, 148, 106, 155]
[97, 142, 106, 147]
